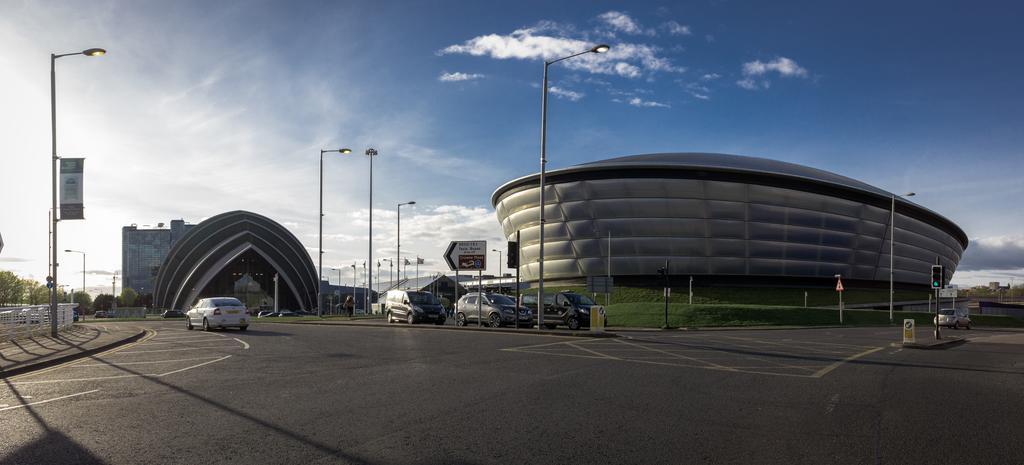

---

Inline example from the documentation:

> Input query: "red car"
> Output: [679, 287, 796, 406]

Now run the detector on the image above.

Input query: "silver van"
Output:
[384, 290, 446, 325]
[455, 293, 533, 328]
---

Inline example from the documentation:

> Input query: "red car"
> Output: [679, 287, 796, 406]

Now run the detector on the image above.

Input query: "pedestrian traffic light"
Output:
[930, 265, 943, 289]
[46, 275, 54, 289]
[507, 241, 518, 268]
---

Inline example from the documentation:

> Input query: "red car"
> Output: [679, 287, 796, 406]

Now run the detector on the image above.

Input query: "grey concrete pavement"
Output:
[1, 321, 1022, 464]
[0, 324, 145, 377]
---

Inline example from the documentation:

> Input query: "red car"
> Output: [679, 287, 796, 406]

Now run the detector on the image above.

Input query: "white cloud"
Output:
[598, 11, 652, 36]
[742, 57, 808, 77]
[614, 62, 642, 78]
[958, 235, 1024, 271]
[628, 97, 670, 108]
[701, 73, 721, 80]
[439, 72, 485, 82]
[664, 21, 691, 36]
[736, 78, 759, 90]
[548, 86, 584, 101]
[438, 24, 682, 78]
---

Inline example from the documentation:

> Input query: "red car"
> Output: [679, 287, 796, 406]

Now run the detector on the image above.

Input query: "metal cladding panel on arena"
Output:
[491, 153, 968, 286]
[151, 210, 319, 311]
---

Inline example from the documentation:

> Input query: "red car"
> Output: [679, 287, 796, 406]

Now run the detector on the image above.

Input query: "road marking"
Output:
[9, 355, 234, 385]
[114, 344, 243, 354]
[0, 389, 100, 412]
[69, 357, 224, 367]
[567, 342, 620, 360]
[613, 338, 736, 370]
[825, 393, 840, 414]
[6, 329, 158, 381]
[811, 347, 884, 378]
[156, 355, 232, 376]
[233, 338, 250, 349]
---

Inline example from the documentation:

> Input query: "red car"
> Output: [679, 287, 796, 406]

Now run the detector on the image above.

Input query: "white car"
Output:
[186, 297, 249, 331]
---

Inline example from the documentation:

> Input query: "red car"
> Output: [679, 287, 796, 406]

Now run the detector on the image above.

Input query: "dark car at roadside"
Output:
[524, 291, 603, 330]
[161, 309, 185, 318]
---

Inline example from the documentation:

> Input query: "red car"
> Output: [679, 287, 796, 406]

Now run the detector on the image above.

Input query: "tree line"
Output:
[0, 270, 149, 313]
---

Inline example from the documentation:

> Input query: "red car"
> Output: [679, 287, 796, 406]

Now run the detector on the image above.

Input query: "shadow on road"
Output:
[0, 378, 108, 465]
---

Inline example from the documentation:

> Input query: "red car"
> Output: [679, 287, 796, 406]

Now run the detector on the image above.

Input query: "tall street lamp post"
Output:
[318, 147, 352, 317]
[396, 201, 415, 286]
[890, 191, 915, 324]
[50, 47, 105, 337]
[536, 43, 609, 328]
[383, 258, 394, 290]
[365, 148, 379, 314]
[492, 248, 502, 293]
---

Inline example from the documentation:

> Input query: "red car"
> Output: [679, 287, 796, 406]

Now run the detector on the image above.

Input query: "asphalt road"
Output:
[1, 321, 1023, 465]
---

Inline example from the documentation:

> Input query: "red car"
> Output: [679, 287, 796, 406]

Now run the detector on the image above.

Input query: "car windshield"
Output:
[939, 309, 955, 315]
[487, 294, 515, 305]
[408, 292, 439, 305]
[566, 293, 596, 305]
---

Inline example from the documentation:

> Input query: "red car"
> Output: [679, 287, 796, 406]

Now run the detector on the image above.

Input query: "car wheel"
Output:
[953, 321, 959, 330]
[239, 326, 248, 331]
[203, 318, 212, 332]
[567, 316, 581, 331]
[455, 313, 466, 327]
[435, 317, 446, 326]
[489, 313, 502, 328]
[407, 313, 415, 325]
[186, 317, 193, 331]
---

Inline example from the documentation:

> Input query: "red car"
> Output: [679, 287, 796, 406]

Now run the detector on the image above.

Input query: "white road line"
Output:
[0, 389, 100, 412]
[157, 355, 232, 376]
[133, 339, 229, 347]
[233, 338, 250, 350]
[69, 357, 223, 367]
[114, 344, 244, 354]
[152, 332, 228, 339]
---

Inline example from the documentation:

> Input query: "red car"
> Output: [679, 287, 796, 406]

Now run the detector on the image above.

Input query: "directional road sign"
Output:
[443, 241, 488, 271]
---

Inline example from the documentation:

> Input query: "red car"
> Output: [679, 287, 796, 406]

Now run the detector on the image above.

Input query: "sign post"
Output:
[59, 158, 85, 220]
[835, 275, 845, 324]
[902, 319, 916, 344]
[444, 241, 487, 327]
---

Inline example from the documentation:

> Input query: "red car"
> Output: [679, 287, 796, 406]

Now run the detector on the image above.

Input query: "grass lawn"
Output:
[604, 302, 1024, 328]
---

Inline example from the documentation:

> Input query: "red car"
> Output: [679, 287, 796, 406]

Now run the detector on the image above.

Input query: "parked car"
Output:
[93, 310, 108, 318]
[455, 293, 533, 328]
[161, 309, 184, 318]
[934, 308, 971, 329]
[525, 291, 603, 330]
[384, 290, 446, 325]
[186, 297, 249, 331]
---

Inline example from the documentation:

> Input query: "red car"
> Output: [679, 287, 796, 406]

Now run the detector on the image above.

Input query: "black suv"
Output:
[523, 291, 603, 330]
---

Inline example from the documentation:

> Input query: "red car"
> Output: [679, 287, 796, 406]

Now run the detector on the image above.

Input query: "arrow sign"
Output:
[444, 241, 487, 271]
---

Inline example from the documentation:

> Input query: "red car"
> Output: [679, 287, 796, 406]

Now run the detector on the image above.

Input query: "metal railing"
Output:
[0, 304, 77, 343]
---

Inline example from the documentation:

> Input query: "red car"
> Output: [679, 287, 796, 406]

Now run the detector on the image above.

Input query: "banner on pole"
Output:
[59, 158, 85, 220]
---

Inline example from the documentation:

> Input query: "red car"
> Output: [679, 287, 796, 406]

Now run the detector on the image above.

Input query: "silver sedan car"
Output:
[934, 308, 971, 329]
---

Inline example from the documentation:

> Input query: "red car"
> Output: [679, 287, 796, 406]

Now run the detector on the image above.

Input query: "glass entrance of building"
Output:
[196, 249, 299, 311]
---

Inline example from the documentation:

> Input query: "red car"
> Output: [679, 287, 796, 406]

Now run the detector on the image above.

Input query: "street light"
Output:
[49, 47, 105, 337]
[397, 201, 416, 286]
[382, 258, 394, 290]
[365, 148, 379, 314]
[317, 147, 352, 317]
[492, 248, 502, 293]
[65, 249, 85, 308]
[536, 43, 609, 328]
[890, 191, 915, 324]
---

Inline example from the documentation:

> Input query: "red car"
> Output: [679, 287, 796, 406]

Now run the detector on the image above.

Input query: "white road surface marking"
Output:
[0, 389, 100, 412]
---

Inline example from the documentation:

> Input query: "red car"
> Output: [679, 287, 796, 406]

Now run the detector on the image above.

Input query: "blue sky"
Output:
[1, 0, 1022, 291]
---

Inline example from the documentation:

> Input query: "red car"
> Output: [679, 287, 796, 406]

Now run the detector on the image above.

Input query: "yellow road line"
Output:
[811, 347, 884, 378]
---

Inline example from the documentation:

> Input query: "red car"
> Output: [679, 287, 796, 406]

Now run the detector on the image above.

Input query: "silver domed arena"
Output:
[491, 153, 967, 289]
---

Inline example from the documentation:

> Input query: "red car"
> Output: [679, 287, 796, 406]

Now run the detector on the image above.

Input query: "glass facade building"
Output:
[491, 153, 968, 288]
[121, 219, 194, 295]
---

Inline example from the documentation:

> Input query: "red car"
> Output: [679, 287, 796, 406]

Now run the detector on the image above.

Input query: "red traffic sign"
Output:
[835, 277, 844, 292]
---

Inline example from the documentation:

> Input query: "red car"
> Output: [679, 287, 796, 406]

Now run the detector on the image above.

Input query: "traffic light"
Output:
[507, 241, 519, 268]
[45, 275, 54, 289]
[930, 265, 944, 289]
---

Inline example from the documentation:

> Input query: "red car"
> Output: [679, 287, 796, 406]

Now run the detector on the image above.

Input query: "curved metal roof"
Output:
[152, 210, 318, 311]
[491, 152, 968, 247]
